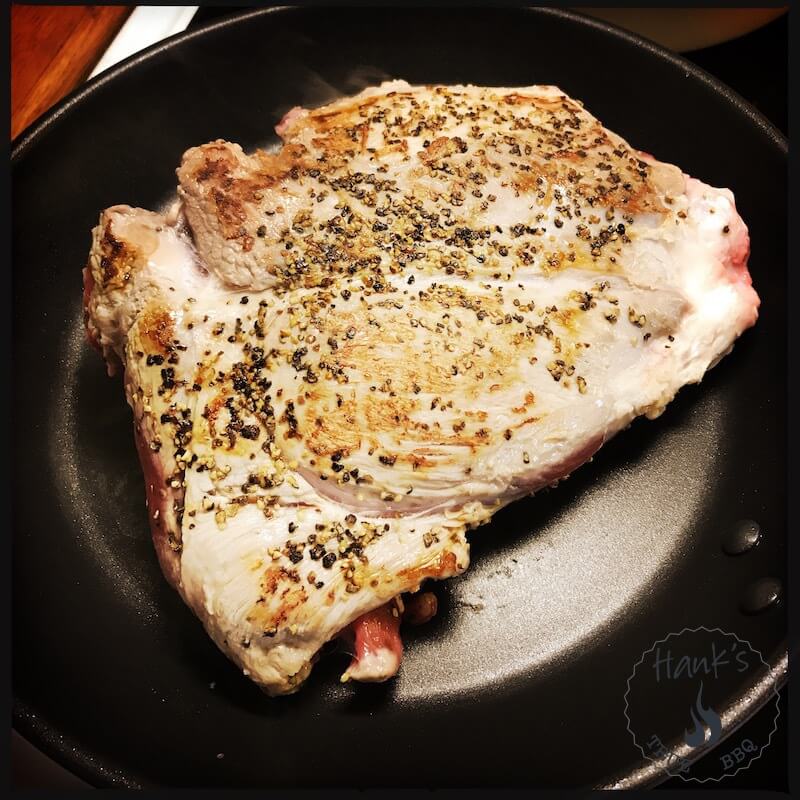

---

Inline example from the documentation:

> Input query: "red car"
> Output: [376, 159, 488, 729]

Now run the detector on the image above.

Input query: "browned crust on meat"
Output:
[139, 307, 175, 355]
[201, 392, 230, 436]
[311, 122, 370, 157]
[304, 396, 362, 457]
[306, 94, 382, 131]
[281, 281, 550, 460]
[187, 142, 313, 244]
[363, 395, 419, 433]
[419, 135, 468, 165]
[97, 220, 140, 288]
[398, 550, 459, 583]
[247, 567, 310, 632]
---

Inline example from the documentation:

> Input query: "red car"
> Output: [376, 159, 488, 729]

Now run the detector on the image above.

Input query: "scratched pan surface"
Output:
[12, 7, 787, 789]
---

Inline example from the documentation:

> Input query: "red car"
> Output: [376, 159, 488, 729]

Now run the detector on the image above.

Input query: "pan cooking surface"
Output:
[12, 7, 786, 788]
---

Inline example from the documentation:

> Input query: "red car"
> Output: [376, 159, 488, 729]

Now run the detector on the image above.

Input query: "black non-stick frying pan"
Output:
[12, 7, 787, 789]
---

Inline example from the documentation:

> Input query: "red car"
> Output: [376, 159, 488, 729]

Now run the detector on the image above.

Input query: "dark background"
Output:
[191, 7, 788, 137]
[12, 7, 788, 791]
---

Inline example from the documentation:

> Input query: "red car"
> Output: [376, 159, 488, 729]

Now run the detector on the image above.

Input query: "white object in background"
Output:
[574, 7, 786, 53]
[89, 6, 198, 79]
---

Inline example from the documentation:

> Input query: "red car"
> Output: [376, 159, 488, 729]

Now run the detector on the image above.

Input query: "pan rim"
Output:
[11, 5, 788, 789]
[10, 6, 787, 159]
[12, 649, 789, 789]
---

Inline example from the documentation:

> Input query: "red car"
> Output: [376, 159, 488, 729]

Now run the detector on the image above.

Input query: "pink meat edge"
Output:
[341, 601, 404, 683]
[275, 105, 307, 139]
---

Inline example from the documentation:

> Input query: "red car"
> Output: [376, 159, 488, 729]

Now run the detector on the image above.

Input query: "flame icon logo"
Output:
[683, 681, 722, 748]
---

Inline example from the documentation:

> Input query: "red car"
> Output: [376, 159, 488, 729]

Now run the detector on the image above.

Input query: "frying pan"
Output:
[12, 6, 787, 788]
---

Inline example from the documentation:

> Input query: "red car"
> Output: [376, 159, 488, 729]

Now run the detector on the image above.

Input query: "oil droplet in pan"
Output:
[740, 577, 782, 615]
[722, 519, 761, 555]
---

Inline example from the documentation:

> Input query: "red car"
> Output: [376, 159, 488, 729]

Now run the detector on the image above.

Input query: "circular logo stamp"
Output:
[624, 627, 781, 783]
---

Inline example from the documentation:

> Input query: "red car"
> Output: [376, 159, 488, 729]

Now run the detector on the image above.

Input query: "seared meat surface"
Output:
[83, 81, 758, 694]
